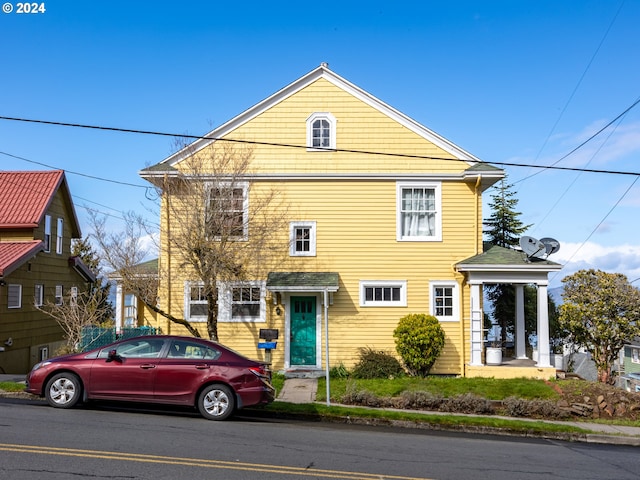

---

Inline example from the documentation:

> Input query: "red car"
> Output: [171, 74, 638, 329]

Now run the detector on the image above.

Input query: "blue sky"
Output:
[2, 1, 639, 288]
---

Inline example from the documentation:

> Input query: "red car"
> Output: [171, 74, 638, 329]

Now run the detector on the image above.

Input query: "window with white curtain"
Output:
[56, 218, 64, 254]
[397, 182, 441, 241]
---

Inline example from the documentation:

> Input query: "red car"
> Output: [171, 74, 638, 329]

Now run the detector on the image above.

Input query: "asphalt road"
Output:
[1, 397, 639, 480]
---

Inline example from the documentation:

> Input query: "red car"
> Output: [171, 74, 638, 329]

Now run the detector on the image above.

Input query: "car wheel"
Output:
[197, 384, 235, 421]
[45, 373, 82, 409]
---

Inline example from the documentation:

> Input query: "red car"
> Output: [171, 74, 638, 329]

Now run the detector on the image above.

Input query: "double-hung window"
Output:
[185, 282, 207, 322]
[8, 284, 22, 309]
[56, 218, 64, 254]
[430, 281, 459, 321]
[306, 112, 336, 150]
[34, 284, 44, 306]
[359, 280, 407, 307]
[55, 285, 63, 305]
[397, 182, 441, 241]
[633, 348, 640, 365]
[206, 182, 248, 240]
[290, 221, 317, 256]
[218, 281, 265, 323]
[44, 215, 52, 252]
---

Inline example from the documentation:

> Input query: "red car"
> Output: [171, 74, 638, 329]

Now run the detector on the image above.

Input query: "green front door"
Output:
[290, 296, 316, 366]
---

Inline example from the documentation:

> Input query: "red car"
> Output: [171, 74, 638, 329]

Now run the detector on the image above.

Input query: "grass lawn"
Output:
[316, 376, 561, 402]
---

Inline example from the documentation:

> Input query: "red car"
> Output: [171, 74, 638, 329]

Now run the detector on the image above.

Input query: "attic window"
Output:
[306, 113, 336, 150]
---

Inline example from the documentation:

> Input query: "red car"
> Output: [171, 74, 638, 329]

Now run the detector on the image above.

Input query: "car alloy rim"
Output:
[203, 389, 229, 416]
[49, 378, 76, 405]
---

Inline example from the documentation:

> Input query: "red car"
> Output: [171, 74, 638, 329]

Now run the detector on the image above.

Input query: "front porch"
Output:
[466, 356, 558, 380]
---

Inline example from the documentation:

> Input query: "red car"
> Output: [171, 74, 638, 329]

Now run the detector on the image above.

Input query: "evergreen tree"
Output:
[483, 177, 532, 345]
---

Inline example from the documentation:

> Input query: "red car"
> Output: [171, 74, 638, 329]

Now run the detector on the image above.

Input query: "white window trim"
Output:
[359, 280, 407, 307]
[34, 284, 44, 307]
[430, 280, 459, 322]
[44, 215, 52, 253]
[184, 281, 207, 323]
[396, 182, 442, 242]
[8, 284, 22, 309]
[218, 280, 266, 323]
[205, 181, 249, 241]
[632, 348, 640, 364]
[56, 218, 64, 254]
[306, 112, 336, 151]
[289, 221, 317, 257]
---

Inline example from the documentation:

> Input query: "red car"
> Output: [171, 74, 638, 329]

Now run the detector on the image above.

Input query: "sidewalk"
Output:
[276, 377, 640, 446]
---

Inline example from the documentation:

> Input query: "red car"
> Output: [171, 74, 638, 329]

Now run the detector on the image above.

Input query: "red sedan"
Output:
[26, 335, 275, 420]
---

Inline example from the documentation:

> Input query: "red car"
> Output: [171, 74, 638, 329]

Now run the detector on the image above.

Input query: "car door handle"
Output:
[195, 364, 210, 370]
[140, 364, 156, 369]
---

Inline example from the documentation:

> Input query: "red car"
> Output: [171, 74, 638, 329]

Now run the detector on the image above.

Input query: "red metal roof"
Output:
[0, 170, 64, 228]
[0, 240, 44, 276]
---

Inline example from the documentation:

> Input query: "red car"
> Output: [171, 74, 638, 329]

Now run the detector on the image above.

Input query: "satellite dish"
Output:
[520, 236, 547, 259]
[540, 237, 560, 255]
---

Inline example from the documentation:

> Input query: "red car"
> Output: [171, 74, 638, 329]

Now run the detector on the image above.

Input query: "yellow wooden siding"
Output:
[179, 79, 468, 176]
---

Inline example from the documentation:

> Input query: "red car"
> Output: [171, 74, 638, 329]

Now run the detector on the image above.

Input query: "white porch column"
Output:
[515, 284, 527, 359]
[536, 283, 551, 367]
[469, 282, 484, 366]
[115, 282, 123, 334]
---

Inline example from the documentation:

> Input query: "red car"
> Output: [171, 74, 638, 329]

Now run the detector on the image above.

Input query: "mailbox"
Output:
[259, 329, 279, 341]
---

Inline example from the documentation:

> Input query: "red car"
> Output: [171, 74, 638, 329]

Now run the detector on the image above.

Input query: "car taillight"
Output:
[249, 366, 270, 382]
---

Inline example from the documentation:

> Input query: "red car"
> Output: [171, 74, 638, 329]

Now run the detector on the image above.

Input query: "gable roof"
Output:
[0, 240, 44, 277]
[0, 170, 81, 236]
[140, 64, 502, 185]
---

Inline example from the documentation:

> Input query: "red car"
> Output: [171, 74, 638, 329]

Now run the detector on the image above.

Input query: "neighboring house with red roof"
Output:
[0, 170, 96, 374]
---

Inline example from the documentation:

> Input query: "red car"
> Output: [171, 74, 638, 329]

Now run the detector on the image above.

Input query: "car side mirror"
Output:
[106, 349, 122, 363]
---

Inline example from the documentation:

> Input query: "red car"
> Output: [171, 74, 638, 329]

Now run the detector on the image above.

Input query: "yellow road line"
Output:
[0, 443, 431, 480]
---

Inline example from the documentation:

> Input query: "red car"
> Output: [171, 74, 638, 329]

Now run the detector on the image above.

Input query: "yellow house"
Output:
[140, 64, 560, 379]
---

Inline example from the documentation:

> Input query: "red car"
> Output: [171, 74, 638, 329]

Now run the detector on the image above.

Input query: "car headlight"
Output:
[30, 361, 52, 372]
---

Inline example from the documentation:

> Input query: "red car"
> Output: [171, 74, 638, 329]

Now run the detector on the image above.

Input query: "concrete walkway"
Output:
[277, 378, 318, 404]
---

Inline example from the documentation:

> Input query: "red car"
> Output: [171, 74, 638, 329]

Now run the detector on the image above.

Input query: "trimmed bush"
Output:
[393, 313, 445, 377]
[352, 347, 405, 379]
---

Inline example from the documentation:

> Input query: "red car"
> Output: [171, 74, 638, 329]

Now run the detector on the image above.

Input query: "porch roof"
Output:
[456, 243, 562, 272]
[266, 272, 340, 292]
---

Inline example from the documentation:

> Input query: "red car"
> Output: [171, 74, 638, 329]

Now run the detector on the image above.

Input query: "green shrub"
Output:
[393, 313, 445, 377]
[351, 347, 405, 379]
[329, 363, 350, 379]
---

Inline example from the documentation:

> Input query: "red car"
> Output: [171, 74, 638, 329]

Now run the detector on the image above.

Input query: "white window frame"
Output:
[290, 221, 317, 257]
[44, 215, 52, 252]
[56, 218, 64, 254]
[396, 182, 442, 241]
[205, 181, 249, 241]
[8, 284, 22, 309]
[306, 112, 336, 150]
[359, 280, 407, 307]
[184, 282, 207, 323]
[55, 285, 63, 305]
[430, 281, 459, 322]
[632, 348, 640, 364]
[218, 280, 266, 323]
[34, 284, 44, 307]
